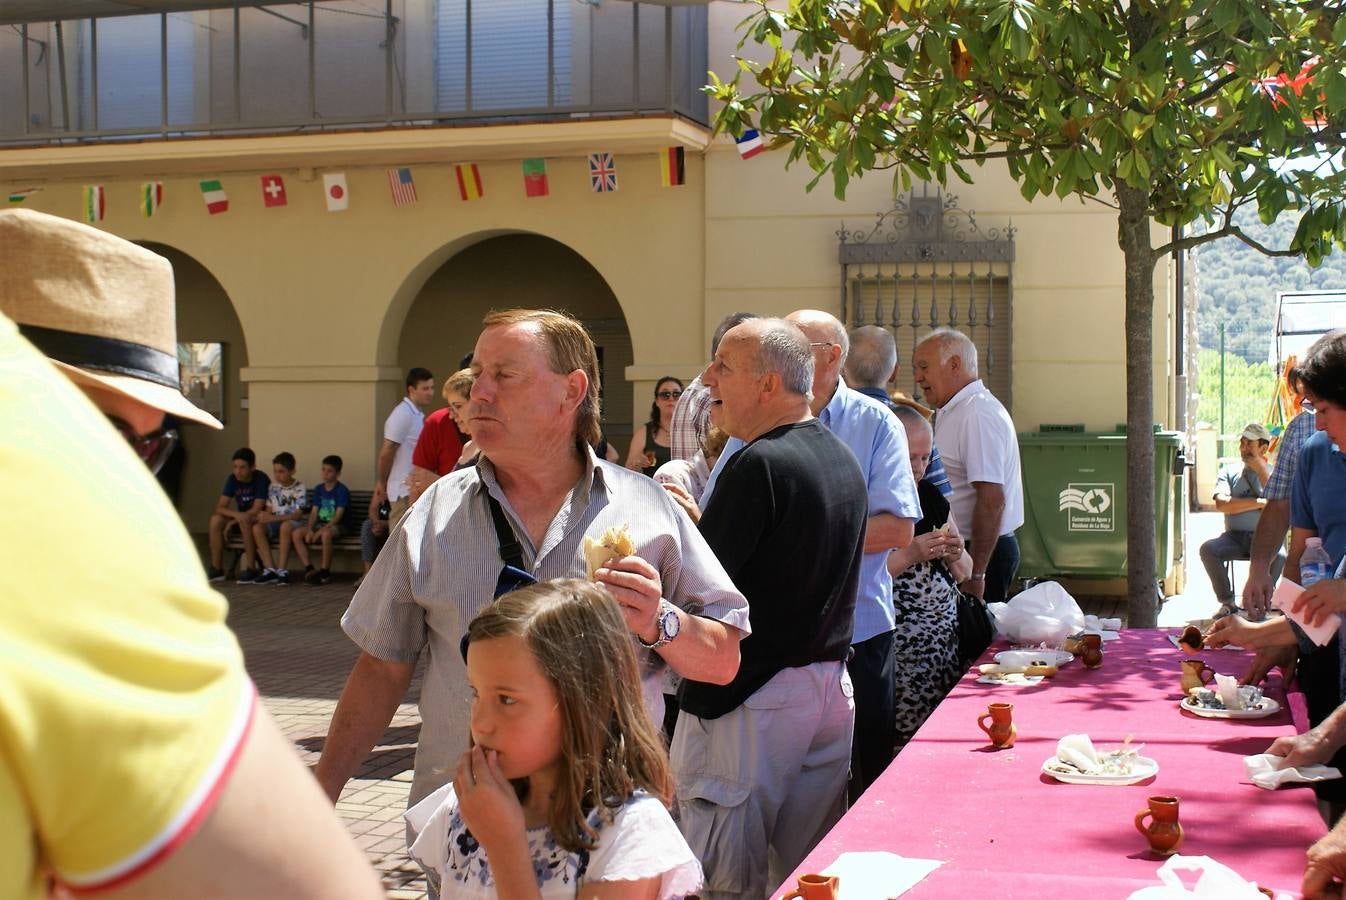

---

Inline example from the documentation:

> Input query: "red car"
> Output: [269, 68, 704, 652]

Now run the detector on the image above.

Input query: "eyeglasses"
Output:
[809, 341, 837, 352]
[657, 390, 683, 400]
[461, 563, 540, 662]
[107, 416, 179, 474]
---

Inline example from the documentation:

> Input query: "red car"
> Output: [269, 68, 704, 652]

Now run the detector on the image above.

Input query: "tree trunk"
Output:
[1116, 183, 1160, 627]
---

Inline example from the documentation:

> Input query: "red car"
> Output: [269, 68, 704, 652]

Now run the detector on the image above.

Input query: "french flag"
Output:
[735, 129, 765, 159]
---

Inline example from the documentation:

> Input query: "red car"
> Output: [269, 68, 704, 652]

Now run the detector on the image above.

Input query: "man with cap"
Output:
[1201, 421, 1284, 619]
[0, 208, 381, 899]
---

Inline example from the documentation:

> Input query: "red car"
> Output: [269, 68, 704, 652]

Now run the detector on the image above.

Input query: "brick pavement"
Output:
[221, 578, 429, 899]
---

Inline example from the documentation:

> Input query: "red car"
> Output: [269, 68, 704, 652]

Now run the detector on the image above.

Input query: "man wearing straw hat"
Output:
[0, 208, 380, 899]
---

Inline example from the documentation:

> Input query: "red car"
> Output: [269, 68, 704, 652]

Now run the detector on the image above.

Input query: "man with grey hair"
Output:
[787, 310, 921, 797]
[670, 310, 759, 460]
[676, 317, 869, 898]
[846, 324, 953, 496]
[913, 327, 1024, 603]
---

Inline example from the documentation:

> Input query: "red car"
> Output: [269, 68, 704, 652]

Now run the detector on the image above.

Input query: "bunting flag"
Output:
[200, 179, 229, 215]
[735, 129, 765, 159]
[7, 187, 40, 205]
[388, 167, 418, 206]
[261, 174, 288, 208]
[455, 164, 483, 201]
[588, 152, 618, 193]
[521, 159, 549, 198]
[83, 185, 105, 223]
[323, 173, 349, 211]
[140, 182, 163, 217]
[660, 147, 685, 187]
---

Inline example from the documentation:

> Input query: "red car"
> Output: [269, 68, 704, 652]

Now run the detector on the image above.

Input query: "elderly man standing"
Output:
[315, 310, 749, 829]
[675, 318, 869, 898]
[787, 311, 920, 796]
[913, 328, 1024, 603]
[670, 310, 758, 461]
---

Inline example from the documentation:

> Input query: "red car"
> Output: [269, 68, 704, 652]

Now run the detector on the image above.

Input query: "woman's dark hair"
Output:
[645, 376, 683, 436]
[1289, 329, 1346, 409]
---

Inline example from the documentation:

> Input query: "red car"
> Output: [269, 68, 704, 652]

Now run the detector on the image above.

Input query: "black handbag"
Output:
[956, 591, 995, 666]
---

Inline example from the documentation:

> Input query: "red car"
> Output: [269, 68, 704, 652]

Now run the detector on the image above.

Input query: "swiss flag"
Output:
[261, 175, 287, 208]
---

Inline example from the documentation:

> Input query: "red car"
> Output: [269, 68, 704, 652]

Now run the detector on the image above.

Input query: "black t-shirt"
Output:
[679, 419, 868, 719]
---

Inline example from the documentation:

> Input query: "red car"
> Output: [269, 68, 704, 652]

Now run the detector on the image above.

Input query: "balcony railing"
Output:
[0, 0, 709, 146]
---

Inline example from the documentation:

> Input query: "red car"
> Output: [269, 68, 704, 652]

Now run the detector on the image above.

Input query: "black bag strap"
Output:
[486, 492, 526, 571]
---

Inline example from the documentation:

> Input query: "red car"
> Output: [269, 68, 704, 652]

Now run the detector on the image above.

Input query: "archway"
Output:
[140, 242, 250, 536]
[395, 233, 636, 453]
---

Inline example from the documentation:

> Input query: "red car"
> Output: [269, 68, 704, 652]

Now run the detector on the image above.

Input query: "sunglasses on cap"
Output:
[107, 416, 179, 474]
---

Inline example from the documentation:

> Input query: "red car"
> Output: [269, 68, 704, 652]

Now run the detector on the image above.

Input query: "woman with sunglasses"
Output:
[625, 376, 683, 477]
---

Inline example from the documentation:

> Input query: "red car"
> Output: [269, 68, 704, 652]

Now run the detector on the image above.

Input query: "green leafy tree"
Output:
[709, 0, 1346, 624]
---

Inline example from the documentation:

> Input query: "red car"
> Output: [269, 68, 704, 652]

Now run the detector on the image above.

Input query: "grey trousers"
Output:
[1200, 530, 1285, 603]
[671, 661, 855, 899]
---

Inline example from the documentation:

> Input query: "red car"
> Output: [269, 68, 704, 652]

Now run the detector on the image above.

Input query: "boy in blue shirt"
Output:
[292, 454, 351, 585]
[205, 447, 270, 582]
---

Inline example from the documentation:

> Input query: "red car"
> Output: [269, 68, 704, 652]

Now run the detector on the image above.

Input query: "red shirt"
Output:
[411, 408, 465, 476]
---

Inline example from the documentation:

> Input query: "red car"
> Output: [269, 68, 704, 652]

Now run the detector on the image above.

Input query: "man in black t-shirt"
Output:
[673, 318, 868, 899]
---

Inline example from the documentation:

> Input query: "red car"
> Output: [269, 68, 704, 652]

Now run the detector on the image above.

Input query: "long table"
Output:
[775, 630, 1327, 898]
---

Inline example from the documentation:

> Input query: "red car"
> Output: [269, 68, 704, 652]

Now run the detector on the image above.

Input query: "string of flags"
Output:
[6, 136, 770, 222]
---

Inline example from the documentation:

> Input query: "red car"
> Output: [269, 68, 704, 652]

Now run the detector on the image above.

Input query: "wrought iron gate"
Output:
[838, 186, 1016, 408]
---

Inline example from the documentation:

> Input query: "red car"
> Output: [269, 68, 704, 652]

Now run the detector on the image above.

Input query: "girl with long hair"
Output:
[625, 377, 682, 476]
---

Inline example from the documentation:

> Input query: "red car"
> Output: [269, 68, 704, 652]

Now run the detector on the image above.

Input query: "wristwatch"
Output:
[637, 599, 681, 650]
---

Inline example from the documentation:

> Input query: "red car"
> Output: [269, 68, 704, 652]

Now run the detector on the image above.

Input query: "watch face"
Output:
[662, 608, 680, 639]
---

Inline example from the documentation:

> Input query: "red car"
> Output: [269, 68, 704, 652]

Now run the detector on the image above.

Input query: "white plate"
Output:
[976, 674, 1045, 686]
[1180, 696, 1282, 719]
[996, 649, 1073, 667]
[1041, 754, 1159, 785]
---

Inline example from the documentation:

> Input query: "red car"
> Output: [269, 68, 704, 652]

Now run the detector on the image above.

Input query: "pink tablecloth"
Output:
[775, 629, 1326, 898]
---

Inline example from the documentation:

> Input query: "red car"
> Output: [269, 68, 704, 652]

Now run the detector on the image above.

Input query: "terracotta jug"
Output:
[977, 702, 1016, 749]
[1180, 659, 1217, 694]
[1135, 795, 1184, 856]
[780, 873, 840, 900]
[1080, 633, 1104, 668]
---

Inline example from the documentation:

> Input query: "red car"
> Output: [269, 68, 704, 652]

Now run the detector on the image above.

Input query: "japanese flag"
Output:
[323, 173, 349, 212]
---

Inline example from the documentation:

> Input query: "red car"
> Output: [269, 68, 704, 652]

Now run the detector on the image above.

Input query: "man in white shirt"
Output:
[373, 367, 434, 526]
[913, 328, 1024, 603]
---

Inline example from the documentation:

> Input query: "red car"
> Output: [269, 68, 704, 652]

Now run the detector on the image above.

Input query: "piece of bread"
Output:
[583, 525, 635, 579]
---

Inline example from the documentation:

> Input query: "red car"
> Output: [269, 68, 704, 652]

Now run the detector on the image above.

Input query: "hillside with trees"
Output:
[1193, 207, 1346, 364]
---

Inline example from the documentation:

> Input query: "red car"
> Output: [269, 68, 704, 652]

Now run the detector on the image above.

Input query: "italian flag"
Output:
[199, 179, 228, 215]
[141, 182, 163, 218]
[83, 185, 105, 223]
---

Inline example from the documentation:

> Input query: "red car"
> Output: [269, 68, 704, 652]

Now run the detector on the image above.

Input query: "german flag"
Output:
[660, 147, 685, 187]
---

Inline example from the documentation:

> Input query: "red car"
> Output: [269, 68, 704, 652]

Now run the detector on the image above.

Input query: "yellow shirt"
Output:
[0, 315, 253, 899]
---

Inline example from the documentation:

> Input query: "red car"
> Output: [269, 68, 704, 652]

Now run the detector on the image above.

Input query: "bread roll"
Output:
[582, 525, 635, 579]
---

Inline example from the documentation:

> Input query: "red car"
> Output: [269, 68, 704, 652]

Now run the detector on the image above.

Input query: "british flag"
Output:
[588, 152, 618, 193]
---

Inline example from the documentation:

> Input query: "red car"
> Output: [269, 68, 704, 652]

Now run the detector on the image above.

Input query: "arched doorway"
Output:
[396, 234, 635, 453]
[140, 242, 249, 536]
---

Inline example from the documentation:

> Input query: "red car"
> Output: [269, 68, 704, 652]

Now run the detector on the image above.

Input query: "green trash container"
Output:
[1015, 427, 1184, 581]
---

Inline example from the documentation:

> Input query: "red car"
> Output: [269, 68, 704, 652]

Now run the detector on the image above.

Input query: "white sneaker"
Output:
[274, 568, 290, 585]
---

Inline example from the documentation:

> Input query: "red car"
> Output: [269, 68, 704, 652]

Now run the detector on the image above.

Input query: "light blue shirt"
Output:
[702, 381, 922, 644]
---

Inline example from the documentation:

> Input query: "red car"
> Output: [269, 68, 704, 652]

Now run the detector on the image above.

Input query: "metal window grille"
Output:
[839, 187, 1016, 408]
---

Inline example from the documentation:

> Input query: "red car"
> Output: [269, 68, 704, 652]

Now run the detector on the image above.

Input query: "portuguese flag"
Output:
[522, 158, 548, 198]
[660, 147, 685, 187]
[199, 179, 229, 215]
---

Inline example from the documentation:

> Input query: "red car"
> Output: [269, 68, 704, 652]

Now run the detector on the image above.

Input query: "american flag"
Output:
[387, 167, 418, 206]
[588, 152, 618, 193]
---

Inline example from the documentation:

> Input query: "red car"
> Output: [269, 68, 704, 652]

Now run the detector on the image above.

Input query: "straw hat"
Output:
[0, 208, 221, 428]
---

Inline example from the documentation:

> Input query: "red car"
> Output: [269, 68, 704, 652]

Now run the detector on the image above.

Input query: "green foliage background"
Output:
[1193, 348, 1276, 438]
[1193, 206, 1346, 365]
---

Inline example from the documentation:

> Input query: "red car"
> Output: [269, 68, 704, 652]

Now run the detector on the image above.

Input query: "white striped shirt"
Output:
[342, 447, 750, 809]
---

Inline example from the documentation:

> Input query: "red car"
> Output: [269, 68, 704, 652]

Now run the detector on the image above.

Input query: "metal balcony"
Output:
[0, 1, 709, 147]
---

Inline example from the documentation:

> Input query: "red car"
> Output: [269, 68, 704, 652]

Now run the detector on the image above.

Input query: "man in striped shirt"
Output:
[316, 309, 750, 830]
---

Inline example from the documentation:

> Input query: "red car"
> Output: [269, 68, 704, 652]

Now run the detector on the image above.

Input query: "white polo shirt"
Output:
[933, 379, 1024, 539]
[384, 396, 425, 502]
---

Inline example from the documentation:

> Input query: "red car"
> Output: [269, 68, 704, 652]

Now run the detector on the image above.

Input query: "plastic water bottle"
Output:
[1301, 537, 1333, 587]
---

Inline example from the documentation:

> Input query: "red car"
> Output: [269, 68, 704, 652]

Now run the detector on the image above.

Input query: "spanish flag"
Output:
[660, 147, 685, 187]
[456, 164, 484, 201]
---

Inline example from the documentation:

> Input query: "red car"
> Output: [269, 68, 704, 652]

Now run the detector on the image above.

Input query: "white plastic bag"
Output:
[987, 581, 1085, 645]
[1126, 854, 1287, 899]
